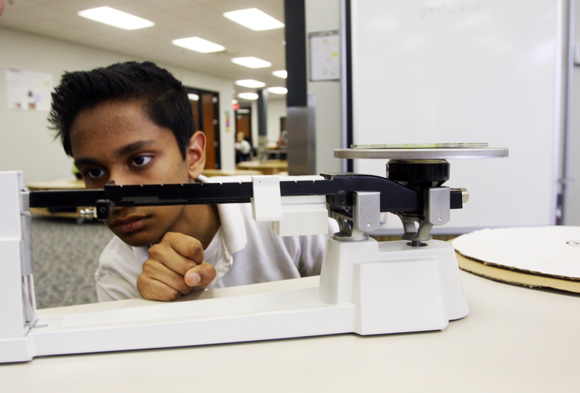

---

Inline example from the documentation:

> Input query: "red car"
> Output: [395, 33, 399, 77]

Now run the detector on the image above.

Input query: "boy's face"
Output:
[69, 100, 203, 247]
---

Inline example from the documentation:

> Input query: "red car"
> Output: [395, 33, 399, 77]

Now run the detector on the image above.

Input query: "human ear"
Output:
[186, 131, 206, 180]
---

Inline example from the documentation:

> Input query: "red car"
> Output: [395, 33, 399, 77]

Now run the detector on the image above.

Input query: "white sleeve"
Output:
[296, 218, 339, 277]
[94, 237, 147, 302]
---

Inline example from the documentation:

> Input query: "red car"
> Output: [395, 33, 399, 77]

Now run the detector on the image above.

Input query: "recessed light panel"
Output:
[238, 93, 259, 100]
[235, 79, 266, 88]
[172, 37, 226, 53]
[267, 87, 288, 95]
[272, 70, 288, 79]
[78, 7, 154, 30]
[223, 8, 284, 31]
[231, 57, 272, 68]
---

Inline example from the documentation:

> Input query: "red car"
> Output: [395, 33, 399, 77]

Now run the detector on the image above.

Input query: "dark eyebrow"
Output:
[116, 140, 155, 157]
[74, 140, 155, 168]
[73, 157, 99, 168]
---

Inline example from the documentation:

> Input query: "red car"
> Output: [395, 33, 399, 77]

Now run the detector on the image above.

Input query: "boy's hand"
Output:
[137, 232, 216, 301]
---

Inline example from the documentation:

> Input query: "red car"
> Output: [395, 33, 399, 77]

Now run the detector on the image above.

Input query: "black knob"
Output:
[387, 159, 450, 189]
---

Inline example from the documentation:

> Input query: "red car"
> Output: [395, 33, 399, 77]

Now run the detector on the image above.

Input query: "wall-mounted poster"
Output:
[5, 67, 53, 112]
[309, 31, 340, 81]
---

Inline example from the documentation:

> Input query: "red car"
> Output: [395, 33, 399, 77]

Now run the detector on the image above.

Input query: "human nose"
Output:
[107, 169, 133, 187]
[103, 179, 129, 216]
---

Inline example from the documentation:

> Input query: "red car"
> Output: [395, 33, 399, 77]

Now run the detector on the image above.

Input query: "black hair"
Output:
[49, 61, 194, 158]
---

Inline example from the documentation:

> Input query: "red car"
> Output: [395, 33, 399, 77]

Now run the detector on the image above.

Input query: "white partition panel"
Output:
[345, 0, 570, 232]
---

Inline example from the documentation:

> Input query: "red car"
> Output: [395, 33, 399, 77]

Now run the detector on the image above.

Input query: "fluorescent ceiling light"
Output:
[172, 37, 225, 53]
[78, 7, 154, 30]
[238, 93, 259, 100]
[223, 8, 284, 31]
[272, 70, 288, 79]
[267, 87, 288, 95]
[231, 57, 272, 68]
[235, 79, 266, 88]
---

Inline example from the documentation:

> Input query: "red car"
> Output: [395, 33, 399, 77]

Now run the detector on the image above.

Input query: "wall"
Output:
[267, 98, 287, 145]
[306, 0, 343, 173]
[243, 98, 285, 148]
[568, 2, 580, 225]
[0, 27, 236, 184]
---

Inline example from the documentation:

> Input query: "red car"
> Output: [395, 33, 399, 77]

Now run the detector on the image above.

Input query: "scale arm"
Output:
[28, 174, 463, 219]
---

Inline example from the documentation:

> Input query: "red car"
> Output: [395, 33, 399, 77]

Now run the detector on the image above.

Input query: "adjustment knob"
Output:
[387, 159, 450, 189]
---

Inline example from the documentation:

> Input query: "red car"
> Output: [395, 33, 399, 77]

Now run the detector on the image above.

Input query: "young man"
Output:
[49, 61, 334, 302]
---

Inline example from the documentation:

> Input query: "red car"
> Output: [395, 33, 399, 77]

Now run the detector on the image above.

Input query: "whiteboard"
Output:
[345, 0, 568, 233]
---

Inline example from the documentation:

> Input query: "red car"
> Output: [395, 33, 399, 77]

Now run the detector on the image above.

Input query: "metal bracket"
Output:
[399, 187, 451, 246]
[333, 191, 380, 242]
[20, 190, 36, 328]
[426, 187, 451, 226]
[354, 191, 381, 233]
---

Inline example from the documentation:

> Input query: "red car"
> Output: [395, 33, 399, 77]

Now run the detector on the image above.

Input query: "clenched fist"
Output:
[137, 232, 216, 301]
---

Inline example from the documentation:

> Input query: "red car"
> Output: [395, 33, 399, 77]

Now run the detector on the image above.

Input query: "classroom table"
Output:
[236, 159, 288, 175]
[202, 169, 261, 177]
[0, 270, 578, 393]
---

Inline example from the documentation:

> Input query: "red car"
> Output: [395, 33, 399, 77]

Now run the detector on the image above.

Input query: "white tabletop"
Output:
[1, 271, 579, 393]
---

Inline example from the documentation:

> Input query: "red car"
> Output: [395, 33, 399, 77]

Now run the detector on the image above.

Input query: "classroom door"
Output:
[235, 108, 252, 144]
[188, 89, 220, 169]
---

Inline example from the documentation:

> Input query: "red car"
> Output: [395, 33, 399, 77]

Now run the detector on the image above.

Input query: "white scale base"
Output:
[0, 237, 469, 363]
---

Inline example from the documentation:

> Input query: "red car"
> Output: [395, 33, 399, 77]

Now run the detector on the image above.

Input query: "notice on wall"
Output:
[5, 67, 53, 112]
[309, 31, 340, 81]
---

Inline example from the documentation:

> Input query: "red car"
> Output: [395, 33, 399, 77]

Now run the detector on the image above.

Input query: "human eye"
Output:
[130, 155, 153, 168]
[82, 167, 106, 180]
